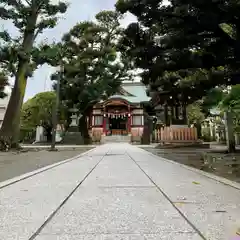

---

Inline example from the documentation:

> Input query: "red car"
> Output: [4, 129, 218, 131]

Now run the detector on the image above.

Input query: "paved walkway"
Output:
[0, 144, 240, 240]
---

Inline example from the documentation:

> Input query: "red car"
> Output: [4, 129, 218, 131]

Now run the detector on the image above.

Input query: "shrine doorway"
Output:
[103, 99, 130, 136]
[108, 116, 128, 135]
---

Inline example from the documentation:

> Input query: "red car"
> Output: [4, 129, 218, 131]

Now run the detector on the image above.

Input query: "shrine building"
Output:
[89, 82, 150, 141]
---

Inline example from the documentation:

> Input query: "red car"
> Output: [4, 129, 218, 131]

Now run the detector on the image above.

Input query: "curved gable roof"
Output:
[109, 82, 150, 104]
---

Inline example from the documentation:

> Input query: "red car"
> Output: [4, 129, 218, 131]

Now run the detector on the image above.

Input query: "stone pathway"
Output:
[0, 143, 240, 240]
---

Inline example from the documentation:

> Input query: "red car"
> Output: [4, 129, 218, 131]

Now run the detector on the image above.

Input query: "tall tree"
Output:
[52, 11, 132, 142]
[116, 0, 240, 151]
[116, 0, 240, 102]
[0, 0, 68, 149]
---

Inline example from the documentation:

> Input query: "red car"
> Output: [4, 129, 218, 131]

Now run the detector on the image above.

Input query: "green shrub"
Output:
[201, 127, 216, 142]
[19, 128, 36, 143]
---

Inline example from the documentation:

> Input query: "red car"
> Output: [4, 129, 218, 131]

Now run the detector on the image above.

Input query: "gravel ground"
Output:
[0, 147, 93, 182]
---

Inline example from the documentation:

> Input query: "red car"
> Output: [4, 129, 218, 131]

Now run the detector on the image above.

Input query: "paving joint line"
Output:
[0, 147, 96, 190]
[126, 151, 207, 240]
[38, 230, 196, 236]
[97, 186, 156, 189]
[28, 149, 109, 240]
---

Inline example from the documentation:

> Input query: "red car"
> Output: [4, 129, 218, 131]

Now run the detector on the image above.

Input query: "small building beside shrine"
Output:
[89, 81, 150, 142]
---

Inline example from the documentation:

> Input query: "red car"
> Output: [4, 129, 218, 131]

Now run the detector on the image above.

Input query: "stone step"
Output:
[101, 135, 131, 143]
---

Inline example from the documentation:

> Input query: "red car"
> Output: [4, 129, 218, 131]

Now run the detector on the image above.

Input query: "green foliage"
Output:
[116, 0, 240, 103]
[19, 127, 36, 143]
[0, 72, 8, 98]
[0, 0, 68, 77]
[21, 91, 55, 130]
[201, 127, 216, 142]
[0, 26, 9, 98]
[221, 85, 240, 110]
[201, 87, 226, 115]
[221, 85, 240, 132]
[187, 102, 205, 125]
[200, 85, 240, 133]
[52, 11, 132, 113]
[21, 91, 66, 130]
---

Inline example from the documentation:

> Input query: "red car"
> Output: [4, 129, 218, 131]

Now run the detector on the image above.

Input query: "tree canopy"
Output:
[187, 102, 205, 125]
[21, 91, 67, 141]
[221, 85, 240, 132]
[49, 11, 132, 141]
[21, 91, 56, 129]
[52, 11, 132, 113]
[116, 0, 240, 104]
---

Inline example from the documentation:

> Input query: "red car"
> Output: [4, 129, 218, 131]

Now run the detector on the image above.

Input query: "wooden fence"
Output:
[153, 127, 198, 143]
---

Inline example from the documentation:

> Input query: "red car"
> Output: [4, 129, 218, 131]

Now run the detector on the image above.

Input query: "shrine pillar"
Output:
[91, 108, 104, 142]
[128, 105, 131, 135]
[102, 108, 106, 136]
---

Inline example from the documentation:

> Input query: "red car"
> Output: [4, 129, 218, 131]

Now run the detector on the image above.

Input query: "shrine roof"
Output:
[109, 82, 150, 104]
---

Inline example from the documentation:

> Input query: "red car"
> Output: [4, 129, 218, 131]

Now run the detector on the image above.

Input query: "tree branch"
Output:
[24, 0, 32, 6]
[33, 28, 42, 41]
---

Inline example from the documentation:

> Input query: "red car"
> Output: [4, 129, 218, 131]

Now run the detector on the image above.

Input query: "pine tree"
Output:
[116, 0, 240, 102]
[51, 11, 132, 142]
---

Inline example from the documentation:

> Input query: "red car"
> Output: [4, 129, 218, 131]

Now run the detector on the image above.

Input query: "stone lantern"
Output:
[69, 107, 78, 128]
[62, 106, 83, 144]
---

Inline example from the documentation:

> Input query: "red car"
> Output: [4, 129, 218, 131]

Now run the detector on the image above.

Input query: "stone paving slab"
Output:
[37, 144, 196, 239]
[39, 187, 194, 235]
[127, 146, 240, 240]
[35, 233, 202, 240]
[1, 143, 240, 240]
[82, 154, 153, 187]
[0, 146, 107, 240]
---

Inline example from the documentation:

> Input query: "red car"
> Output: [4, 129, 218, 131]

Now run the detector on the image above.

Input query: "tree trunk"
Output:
[224, 110, 236, 153]
[195, 121, 202, 139]
[79, 113, 91, 144]
[0, 15, 36, 150]
[45, 126, 52, 142]
[0, 68, 27, 149]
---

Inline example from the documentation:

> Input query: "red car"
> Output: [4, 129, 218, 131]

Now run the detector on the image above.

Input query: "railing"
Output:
[153, 127, 198, 143]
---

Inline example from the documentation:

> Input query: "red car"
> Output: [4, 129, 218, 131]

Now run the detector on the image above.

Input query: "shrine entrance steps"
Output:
[101, 135, 131, 143]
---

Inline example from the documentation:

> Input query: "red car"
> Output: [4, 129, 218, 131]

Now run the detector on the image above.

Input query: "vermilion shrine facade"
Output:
[89, 82, 150, 140]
